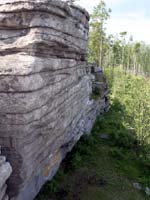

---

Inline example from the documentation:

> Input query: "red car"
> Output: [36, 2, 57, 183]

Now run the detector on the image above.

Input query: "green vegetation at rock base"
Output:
[36, 68, 150, 200]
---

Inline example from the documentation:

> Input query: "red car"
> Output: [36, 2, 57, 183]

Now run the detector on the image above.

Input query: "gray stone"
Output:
[0, 163, 12, 189]
[145, 187, 150, 196]
[0, 156, 6, 166]
[2, 195, 9, 200]
[0, 1, 109, 200]
[0, 184, 7, 200]
[100, 133, 109, 140]
[133, 182, 142, 190]
[0, 150, 12, 200]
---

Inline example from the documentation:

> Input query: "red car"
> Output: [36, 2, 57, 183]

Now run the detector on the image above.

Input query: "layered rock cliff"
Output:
[0, 1, 109, 200]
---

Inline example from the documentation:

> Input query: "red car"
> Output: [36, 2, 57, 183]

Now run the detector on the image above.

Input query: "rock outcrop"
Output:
[0, 147, 12, 200]
[0, 1, 109, 200]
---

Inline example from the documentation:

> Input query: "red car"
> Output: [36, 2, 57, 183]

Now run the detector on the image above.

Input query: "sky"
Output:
[76, 0, 150, 44]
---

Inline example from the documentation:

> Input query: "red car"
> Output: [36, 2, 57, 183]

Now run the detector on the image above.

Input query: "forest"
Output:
[89, 0, 150, 145]
[89, 0, 150, 76]
[36, 1, 150, 199]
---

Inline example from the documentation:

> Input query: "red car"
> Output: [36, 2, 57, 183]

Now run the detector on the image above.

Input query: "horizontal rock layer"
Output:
[0, 1, 109, 200]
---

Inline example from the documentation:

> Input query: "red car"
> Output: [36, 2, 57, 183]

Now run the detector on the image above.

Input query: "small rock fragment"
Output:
[100, 133, 109, 139]
[145, 187, 150, 196]
[133, 182, 142, 190]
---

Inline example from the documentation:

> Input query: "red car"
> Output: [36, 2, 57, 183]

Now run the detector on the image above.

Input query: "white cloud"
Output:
[76, 0, 150, 44]
[76, 0, 99, 13]
[106, 12, 150, 43]
[77, 0, 128, 12]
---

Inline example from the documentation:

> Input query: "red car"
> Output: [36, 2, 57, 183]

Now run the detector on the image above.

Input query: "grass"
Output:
[35, 68, 150, 200]
[35, 102, 149, 200]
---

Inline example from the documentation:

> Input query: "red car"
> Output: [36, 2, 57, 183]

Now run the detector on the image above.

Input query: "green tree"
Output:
[89, 1, 150, 76]
[88, 0, 111, 68]
[133, 43, 141, 75]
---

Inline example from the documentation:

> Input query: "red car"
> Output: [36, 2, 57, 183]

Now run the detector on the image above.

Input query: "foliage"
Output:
[36, 2, 150, 199]
[36, 69, 150, 200]
[88, 2, 150, 75]
[88, 0, 111, 67]
[106, 68, 150, 145]
[90, 87, 101, 101]
[35, 169, 64, 200]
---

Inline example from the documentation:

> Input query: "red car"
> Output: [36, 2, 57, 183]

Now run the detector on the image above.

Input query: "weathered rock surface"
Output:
[0, 1, 109, 200]
[0, 148, 12, 200]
